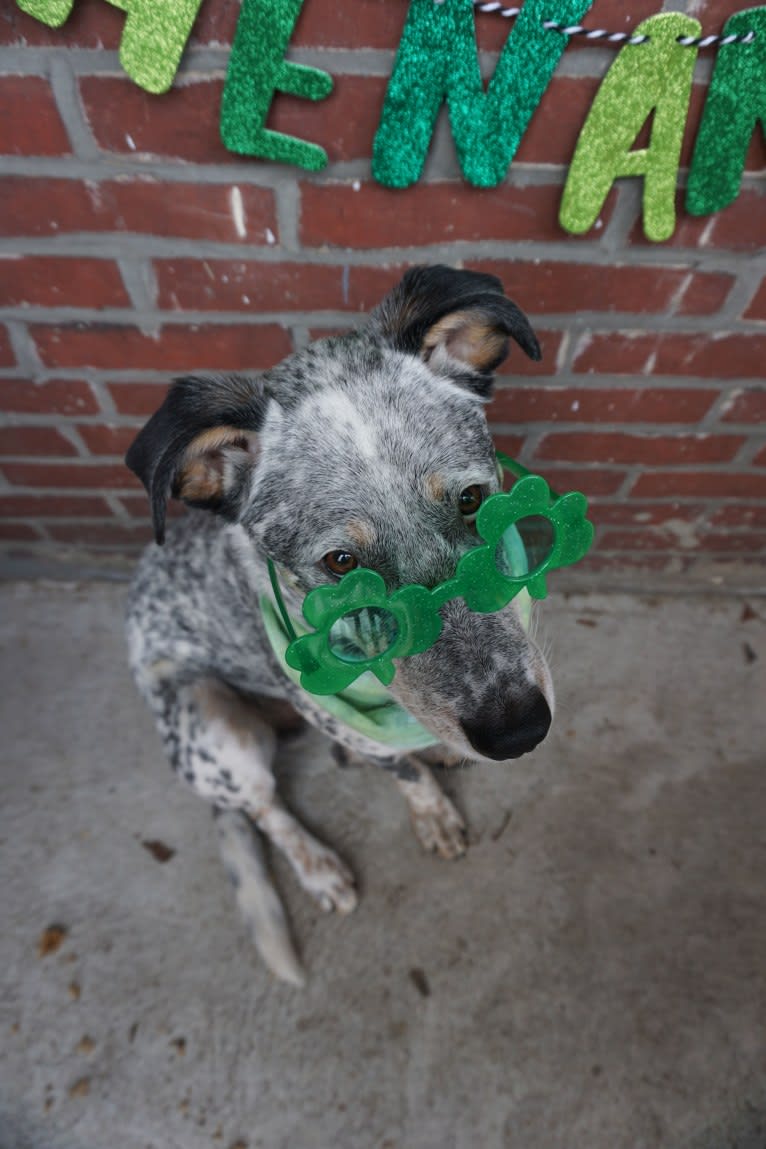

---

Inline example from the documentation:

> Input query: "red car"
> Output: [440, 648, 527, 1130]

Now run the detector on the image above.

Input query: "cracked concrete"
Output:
[1, 580, 765, 1149]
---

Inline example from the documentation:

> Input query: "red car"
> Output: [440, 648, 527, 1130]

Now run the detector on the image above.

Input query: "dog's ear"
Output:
[125, 375, 269, 544]
[372, 265, 540, 396]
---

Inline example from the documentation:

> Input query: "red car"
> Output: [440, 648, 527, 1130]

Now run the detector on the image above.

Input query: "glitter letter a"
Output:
[16, 0, 203, 94]
[687, 7, 766, 216]
[559, 13, 699, 242]
[372, 0, 594, 188]
[220, 0, 333, 170]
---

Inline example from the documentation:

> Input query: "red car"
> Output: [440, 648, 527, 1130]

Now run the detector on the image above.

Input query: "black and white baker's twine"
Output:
[432, 1, 758, 48]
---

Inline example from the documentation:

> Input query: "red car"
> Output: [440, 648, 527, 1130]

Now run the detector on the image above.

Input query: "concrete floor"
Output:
[1, 581, 765, 1149]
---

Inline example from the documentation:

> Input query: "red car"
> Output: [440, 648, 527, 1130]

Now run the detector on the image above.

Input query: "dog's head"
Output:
[126, 266, 554, 763]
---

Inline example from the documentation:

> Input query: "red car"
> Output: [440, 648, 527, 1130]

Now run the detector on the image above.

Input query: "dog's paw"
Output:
[294, 840, 358, 915]
[410, 796, 467, 860]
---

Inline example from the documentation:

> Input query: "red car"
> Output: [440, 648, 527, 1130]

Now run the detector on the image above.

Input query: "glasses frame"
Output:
[268, 451, 594, 695]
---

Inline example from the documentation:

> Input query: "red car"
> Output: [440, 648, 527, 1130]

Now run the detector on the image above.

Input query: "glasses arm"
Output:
[267, 558, 299, 643]
[496, 449, 561, 500]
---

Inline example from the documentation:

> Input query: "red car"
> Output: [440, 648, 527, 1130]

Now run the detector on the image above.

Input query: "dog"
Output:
[125, 265, 554, 984]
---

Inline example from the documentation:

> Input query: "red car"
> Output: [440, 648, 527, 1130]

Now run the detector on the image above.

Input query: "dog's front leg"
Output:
[383, 755, 468, 860]
[141, 673, 357, 981]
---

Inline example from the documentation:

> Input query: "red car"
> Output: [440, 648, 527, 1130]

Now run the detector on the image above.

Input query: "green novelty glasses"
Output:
[268, 453, 594, 696]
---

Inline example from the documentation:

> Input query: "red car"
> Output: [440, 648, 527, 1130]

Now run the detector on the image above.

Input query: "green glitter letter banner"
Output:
[16, 0, 203, 94]
[372, 0, 595, 189]
[559, 13, 700, 243]
[686, 7, 766, 216]
[220, 0, 333, 170]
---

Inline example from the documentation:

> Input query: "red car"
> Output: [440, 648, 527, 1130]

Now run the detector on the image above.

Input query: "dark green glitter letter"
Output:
[372, 0, 595, 188]
[686, 7, 766, 216]
[559, 14, 699, 243]
[220, 0, 333, 171]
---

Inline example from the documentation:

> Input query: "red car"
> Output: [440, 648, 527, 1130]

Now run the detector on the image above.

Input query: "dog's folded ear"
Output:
[372, 265, 540, 396]
[125, 375, 269, 544]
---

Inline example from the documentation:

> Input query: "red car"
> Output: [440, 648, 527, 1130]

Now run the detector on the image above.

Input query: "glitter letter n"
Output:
[372, 0, 595, 188]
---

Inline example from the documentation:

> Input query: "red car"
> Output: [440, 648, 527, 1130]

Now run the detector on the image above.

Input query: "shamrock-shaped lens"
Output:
[498, 514, 555, 576]
[285, 568, 443, 695]
[442, 474, 594, 612]
[328, 606, 400, 664]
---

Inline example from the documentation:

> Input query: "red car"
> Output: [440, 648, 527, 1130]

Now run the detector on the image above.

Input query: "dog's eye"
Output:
[458, 485, 484, 518]
[323, 550, 358, 577]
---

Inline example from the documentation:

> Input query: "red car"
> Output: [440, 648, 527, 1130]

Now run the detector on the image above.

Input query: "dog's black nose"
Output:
[460, 687, 552, 761]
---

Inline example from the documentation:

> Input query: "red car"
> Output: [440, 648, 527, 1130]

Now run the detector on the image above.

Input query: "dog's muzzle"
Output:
[459, 686, 552, 761]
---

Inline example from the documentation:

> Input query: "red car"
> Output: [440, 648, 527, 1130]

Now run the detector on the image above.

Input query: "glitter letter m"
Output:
[372, 0, 594, 188]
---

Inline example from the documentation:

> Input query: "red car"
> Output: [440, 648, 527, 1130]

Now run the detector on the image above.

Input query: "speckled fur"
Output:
[125, 267, 553, 983]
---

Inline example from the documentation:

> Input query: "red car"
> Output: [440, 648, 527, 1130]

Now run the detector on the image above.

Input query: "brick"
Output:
[495, 331, 564, 377]
[29, 323, 291, 372]
[117, 494, 185, 520]
[489, 386, 718, 424]
[578, 553, 688, 575]
[710, 506, 766, 529]
[0, 462, 140, 490]
[519, 467, 626, 497]
[595, 527, 766, 555]
[489, 434, 526, 460]
[744, 278, 766, 321]
[0, 77, 70, 156]
[0, 427, 77, 456]
[78, 424, 139, 456]
[630, 472, 766, 499]
[46, 522, 154, 546]
[598, 528, 696, 553]
[0, 494, 112, 518]
[755, 445, 766, 467]
[695, 531, 766, 554]
[675, 272, 734, 317]
[473, 260, 733, 317]
[720, 388, 766, 424]
[534, 432, 744, 466]
[0, 522, 42, 541]
[157, 261, 344, 313]
[630, 189, 766, 252]
[0, 379, 98, 416]
[0, 177, 277, 243]
[0, 326, 14, 366]
[81, 77, 230, 163]
[0, 256, 129, 309]
[588, 502, 706, 527]
[155, 261, 414, 314]
[300, 182, 615, 249]
[573, 332, 766, 380]
[107, 382, 169, 417]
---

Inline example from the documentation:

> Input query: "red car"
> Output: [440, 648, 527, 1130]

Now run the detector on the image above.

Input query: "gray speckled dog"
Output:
[125, 266, 553, 984]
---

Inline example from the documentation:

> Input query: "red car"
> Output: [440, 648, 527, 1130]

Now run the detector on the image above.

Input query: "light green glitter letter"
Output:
[372, 0, 595, 189]
[560, 13, 700, 243]
[687, 7, 766, 216]
[16, 0, 203, 94]
[220, 0, 333, 171]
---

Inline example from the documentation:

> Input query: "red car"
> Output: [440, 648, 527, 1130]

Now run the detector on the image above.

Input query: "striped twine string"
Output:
[441, 1, 758, 48]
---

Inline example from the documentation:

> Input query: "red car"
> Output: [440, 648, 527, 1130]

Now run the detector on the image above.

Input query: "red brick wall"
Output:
[1, 0, 764, 584]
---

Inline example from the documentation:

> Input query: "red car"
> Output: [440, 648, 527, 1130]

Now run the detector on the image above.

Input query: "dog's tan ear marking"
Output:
[421, 310, 509, 375]
[125, 375, 268, 545]
[372, 265, 540, 396]
[173, 427, 257, 504]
